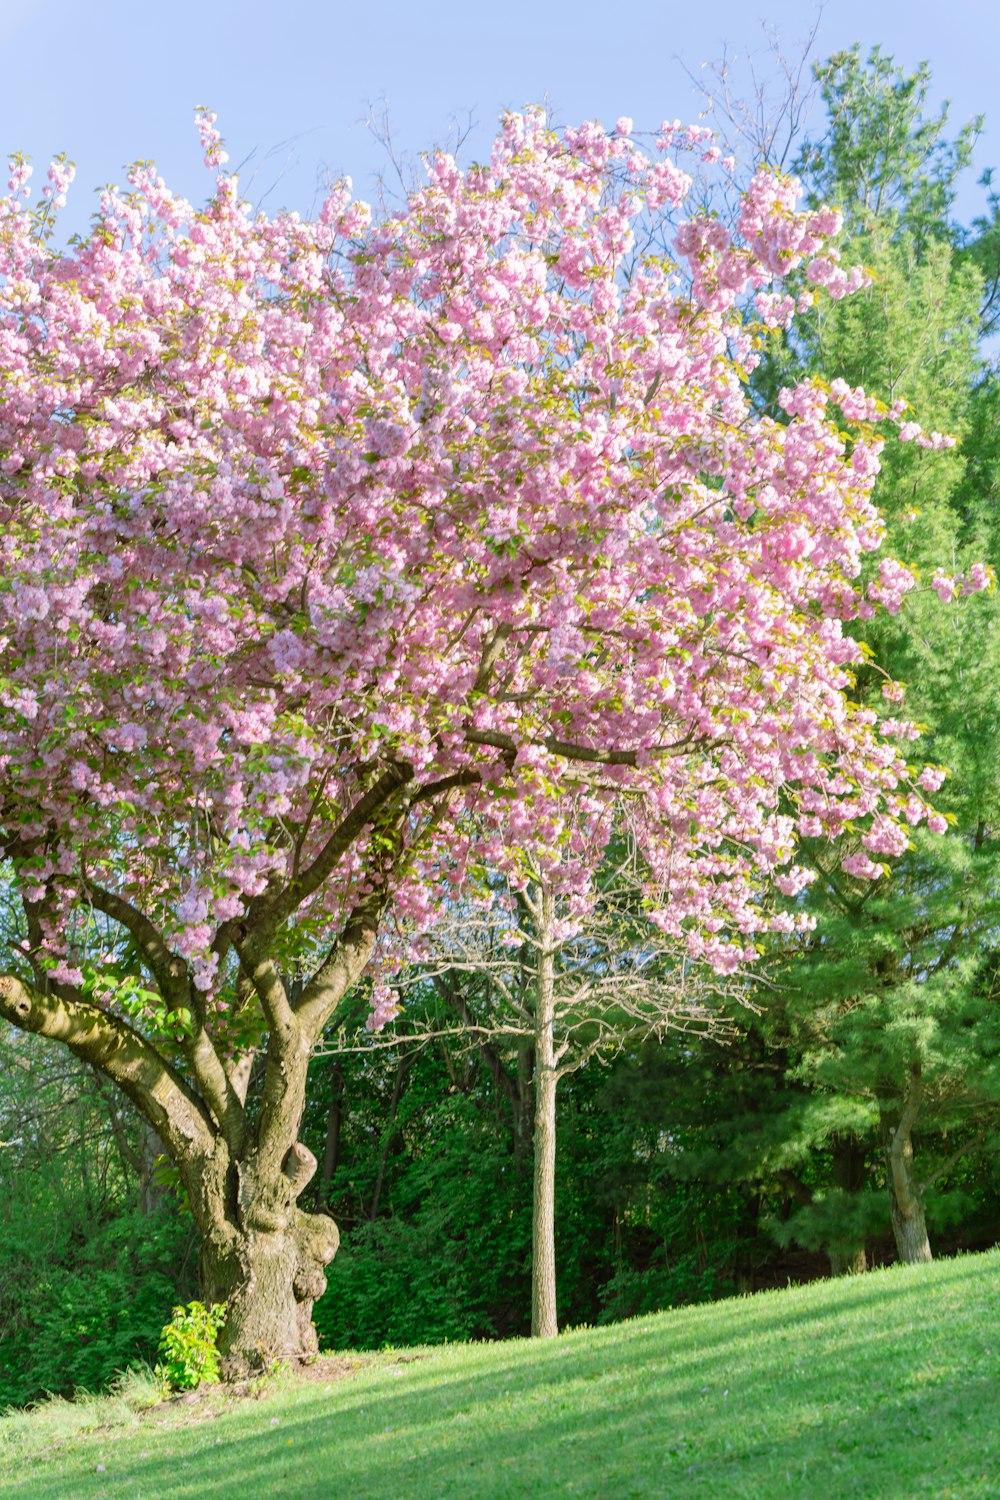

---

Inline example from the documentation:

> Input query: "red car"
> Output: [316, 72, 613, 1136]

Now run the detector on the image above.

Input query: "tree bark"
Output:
[827, 1133, 868, 1276]
[531, 889, 559, 1339]
[828, 1243, 869, 1276]
[190, 1137, 340, 1377]
[880, 1070, 932, 1265]
[139, 1121, 169, 1217]
[204, 1210, 340, 1376]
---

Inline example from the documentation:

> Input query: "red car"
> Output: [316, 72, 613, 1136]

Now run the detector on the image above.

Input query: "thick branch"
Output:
[84, 883, 189, 1008]
[296, 890, 386, 1042]
[282, 1141, 318, 1200]
[86, 883, 245, 1150]
[411, 769, 480, 806]
[472, 622, 513, 693]
[0, 973, 216, 1163]
[266, 761, 414, 925]
[464, 727, 639, 766]
[226, 1047, 257, 1107]
[235, 942, 297, 1038]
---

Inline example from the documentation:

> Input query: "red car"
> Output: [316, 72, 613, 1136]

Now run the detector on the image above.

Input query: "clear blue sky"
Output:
[2, 0, 998, 237]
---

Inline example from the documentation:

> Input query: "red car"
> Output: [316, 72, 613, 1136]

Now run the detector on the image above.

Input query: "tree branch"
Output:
[0, 973, 216, 1163]
[266, 761, 414, 925]
[464, 728, 640, 766]
[85, 883, 245, 1151]
[84, 883, 188, 1007]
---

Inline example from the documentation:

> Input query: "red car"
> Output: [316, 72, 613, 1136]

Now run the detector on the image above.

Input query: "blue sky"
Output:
[2, 1, 997, 237]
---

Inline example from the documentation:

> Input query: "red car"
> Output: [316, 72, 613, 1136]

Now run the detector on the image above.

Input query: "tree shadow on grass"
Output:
[9, 1344, 1000, 1494]
[15, 1364, 997, 1500]
[7, 1255, 998, 1500]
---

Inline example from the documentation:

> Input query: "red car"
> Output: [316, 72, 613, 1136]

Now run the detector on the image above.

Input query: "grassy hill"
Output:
[2, 1248, 998, 1499]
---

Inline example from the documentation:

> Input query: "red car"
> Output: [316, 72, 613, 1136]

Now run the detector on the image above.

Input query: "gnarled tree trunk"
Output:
[0, 873, 393, 1379]
[196, 1157, 339, 1375]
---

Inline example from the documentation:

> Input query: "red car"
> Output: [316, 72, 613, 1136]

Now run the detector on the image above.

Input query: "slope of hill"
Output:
[2, 1248, 998, 1499]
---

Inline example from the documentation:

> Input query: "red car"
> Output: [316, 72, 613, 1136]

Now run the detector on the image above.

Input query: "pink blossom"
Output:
[931, 570, 957, 603]
[0, 105, 975, 1016]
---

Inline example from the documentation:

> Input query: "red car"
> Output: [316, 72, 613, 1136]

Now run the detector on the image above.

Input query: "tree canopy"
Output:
[0, 105, 986, 1370]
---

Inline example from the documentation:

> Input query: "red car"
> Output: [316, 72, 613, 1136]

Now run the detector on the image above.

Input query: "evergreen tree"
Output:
[749, 47, 1000, 1267]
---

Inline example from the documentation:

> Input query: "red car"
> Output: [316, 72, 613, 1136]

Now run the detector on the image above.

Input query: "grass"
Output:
[1, 1248, 998, 1499]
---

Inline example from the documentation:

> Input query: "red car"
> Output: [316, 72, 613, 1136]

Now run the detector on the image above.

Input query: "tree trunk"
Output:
[139, 1121, 169, 1216]
[201, 1209, 339, 1376]
[828, 1243, 869, 1276]
[191, 1141, 340, 1378]
[827, 1242, 869, 1278]
[532, 1058, 558, 1338]
[531, 890, 559, 1339]
[880, 1074, 932, 1265]
[370, 1053, 411, 1221]
[827, 1133, 868, 1276]
[317, 1064, 344, 1211]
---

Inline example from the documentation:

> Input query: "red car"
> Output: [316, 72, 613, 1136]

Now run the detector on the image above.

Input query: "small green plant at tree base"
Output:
[155, 1301, 226, 1392]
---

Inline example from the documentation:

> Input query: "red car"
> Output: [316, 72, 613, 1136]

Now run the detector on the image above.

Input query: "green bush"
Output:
[0, 1207, 194, 1408]
[154, 1301, 226, 1392]
[313, 1112, 533, 1350]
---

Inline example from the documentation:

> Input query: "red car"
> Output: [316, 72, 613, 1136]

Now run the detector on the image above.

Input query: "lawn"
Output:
[2, 1248, 998, 1499]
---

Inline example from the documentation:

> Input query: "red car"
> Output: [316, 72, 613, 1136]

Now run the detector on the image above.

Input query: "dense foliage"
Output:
[0, 1032, 194, 1406]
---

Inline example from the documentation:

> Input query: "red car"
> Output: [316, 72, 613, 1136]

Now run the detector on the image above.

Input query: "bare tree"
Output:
[322, 848, 741, 1338]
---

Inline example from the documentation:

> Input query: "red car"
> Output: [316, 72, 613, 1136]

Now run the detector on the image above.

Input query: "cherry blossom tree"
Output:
[0, 107, 982, 1374]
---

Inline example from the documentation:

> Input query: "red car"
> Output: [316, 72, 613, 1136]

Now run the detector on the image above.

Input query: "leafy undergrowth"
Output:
[2, 1249, 998, 1499]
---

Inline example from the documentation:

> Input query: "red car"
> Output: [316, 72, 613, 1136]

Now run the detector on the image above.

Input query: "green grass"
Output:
[2, 1249, 998, 1499]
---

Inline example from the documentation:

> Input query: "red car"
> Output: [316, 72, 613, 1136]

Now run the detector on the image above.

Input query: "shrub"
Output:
[155, 1301, 226, 1392]
[0, 1206, 195, 1408]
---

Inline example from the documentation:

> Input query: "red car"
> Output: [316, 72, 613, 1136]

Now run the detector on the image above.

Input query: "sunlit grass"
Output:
[2, 1248, 998, 1498]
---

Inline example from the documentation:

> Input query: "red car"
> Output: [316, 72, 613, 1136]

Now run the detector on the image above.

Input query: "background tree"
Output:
[665, 45, 1000, 1271]
[365, 845, 730, 1337]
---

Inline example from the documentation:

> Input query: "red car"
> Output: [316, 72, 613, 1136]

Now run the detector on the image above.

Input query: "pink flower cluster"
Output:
[0, 107, 979, 1021]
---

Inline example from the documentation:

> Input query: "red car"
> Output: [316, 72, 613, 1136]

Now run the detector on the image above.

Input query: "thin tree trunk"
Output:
[531, 888, 559, 1339]
[880, 1068, 932, 1265]
[139, 1121, 168, 1216]
[370, 1053, 411, 1221]
[317, 1064, 344, 1211]
[828, 1133, 868, 1276]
